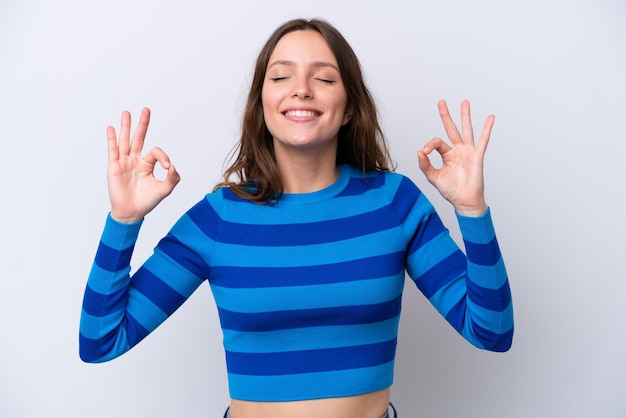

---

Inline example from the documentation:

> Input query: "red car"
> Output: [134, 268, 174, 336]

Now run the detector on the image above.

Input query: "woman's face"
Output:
[261, 30, 351, 159]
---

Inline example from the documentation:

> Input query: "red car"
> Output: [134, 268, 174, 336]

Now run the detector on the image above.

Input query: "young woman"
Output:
[79, 18, 513, 418]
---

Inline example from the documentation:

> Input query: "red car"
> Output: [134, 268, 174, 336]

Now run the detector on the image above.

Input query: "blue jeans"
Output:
[223, 402, 397, 417]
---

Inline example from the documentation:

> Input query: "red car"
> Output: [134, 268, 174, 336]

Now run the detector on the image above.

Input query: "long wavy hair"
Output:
[215, 18, 394, 203]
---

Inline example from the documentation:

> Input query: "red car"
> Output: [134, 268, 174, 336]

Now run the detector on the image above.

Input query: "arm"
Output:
[79, 213, 208, 362]
[405, 202, 513, 352]
[79, 109, 188, 362]
[410, 100, 513, 351]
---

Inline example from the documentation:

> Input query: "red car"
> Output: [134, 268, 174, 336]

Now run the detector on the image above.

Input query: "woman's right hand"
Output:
[106, 108, 180, 224]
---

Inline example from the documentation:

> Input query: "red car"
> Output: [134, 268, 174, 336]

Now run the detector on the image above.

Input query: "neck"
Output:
[275, 145, 339, 194]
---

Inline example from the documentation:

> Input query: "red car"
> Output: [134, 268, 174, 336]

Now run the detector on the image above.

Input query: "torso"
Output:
[229, 388, 390, 418]
[205, 167, 409, 402]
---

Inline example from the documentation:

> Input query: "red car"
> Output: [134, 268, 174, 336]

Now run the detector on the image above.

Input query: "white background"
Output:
[1, 0, 625, 417]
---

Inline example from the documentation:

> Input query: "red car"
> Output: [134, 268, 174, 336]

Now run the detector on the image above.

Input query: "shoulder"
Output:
[339, 165, 419, 197]
[168, 189, 249, 241]
[336, 166, 431, 221]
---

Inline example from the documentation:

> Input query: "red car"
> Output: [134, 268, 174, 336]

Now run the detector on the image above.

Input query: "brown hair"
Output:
[216, 18, 394, 203]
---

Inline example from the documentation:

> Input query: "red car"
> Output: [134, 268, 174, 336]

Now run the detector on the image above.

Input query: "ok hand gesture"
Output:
[106, 108, 181, 224]
[417, 100, 494, 217]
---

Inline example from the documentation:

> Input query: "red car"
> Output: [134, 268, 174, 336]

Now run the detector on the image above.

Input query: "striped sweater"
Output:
[79, 164, 513, 401]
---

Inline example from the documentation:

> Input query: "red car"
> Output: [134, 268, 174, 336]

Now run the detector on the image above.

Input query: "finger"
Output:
[417, 149, 437, 181]
[118, 110, 132, 156]
[422, 137, 453, 157]
[438, 100, 463, 145]
[476, 114, 495, 154]
[106, 125, 119, 163]
[144, 147, 172, 170]
[130, 107, 151, 155]
[155, 165, 181, 200]
[144, 148, 181, 194]
[164, 165, 181, 190]
[461, 100, 475, 146]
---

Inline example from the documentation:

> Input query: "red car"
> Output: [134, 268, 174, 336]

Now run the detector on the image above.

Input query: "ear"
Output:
[341, 105, 353, 126]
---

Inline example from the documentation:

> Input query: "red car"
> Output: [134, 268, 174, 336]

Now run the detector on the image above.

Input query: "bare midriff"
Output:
[229, 387, 391, 418]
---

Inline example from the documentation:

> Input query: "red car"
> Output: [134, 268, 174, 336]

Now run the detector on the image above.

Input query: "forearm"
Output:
[79, 212, 208, 362]
[79, 214, 143, 362]
[457, 208, 514, 351]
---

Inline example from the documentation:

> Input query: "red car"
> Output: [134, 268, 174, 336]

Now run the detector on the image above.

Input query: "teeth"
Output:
[285, 110, 317, 117]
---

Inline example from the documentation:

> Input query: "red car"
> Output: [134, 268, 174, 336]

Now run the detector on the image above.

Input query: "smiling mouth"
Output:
[283, 110, 320, 117]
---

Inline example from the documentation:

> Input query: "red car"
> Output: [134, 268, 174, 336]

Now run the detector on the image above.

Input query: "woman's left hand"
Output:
[417, 100, 495, 217]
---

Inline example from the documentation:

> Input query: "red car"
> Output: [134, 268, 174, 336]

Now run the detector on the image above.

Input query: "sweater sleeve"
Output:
[405, 203, 514, 352]
[79, 212, 209, 363]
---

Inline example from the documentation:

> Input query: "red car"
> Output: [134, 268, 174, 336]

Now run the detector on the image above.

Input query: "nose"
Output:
[292, 77, 312, 99]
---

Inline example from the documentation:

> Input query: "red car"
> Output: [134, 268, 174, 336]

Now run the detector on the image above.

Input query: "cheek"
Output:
[261, 88, 278, 116]
[260, 89, 277, 134]
[332, 93, 350, 123]
[260, 88, 270, 113]
[261, 81, 281, 102]
[330, 89, 348, 110]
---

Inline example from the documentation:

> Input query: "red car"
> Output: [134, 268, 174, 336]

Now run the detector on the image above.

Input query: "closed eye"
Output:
[315, 78, 336, 84]
[269, 77, 288, 82]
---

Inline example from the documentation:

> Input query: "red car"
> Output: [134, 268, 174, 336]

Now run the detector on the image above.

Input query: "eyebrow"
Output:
[267, 60, 340, 72]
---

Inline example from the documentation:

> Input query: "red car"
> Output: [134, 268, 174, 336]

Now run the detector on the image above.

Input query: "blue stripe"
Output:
[155, 234, 211, 279]
[221, 188, 248, 202]
[79, 333, 120, 362]
[142, 255, 205, 298]
[131, 267, 187, 316]
[466, 258, 508, 289]
[445, 297, 514, 338]
[213, 275, 404, 313]
[415, 250, 466, 299]
[226, 339, 397, 376]
[79, 313, 148, 362]
[218, 182, 391, 225]
[210, 227, 406, 268]
[211, 251, 405, 288]
[467, 279, 512, 312]
[456, 209, 495, 243]
[94, 241, 133, 272]
[462, 321, 514, 352]
[464, 237, 501, 266]
[391, 176, 423, 218]
[82, 285, 127, 316]
[214, 206, 402, 246]
[405, 232, 458, 279]
[428, 276, 466, 319]
[191, 181, 414, 247]
[407, 212, 447, 256]
[123, 312, 151, 347]
[86, 263, 130, 295]
[218, 295, 402, 332]
[80, 309, 122, 339]
[466, 299, 514, 333]
[79, 331, 124, 362]
[126, 291, 168, 333]
[186, 199, 223, 241]
[100, 215, 142, 247]
[80, 294, 153, 361]
[447, 300, 514, 351]
[444, 298, 467, 333]
[335, 171, 386, 197]
[223, 318, 400, 353]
